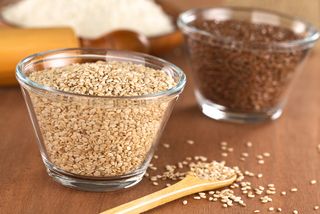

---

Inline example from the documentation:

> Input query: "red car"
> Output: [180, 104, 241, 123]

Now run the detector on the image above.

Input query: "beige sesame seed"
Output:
[186, 157, 192, 161]
[314, 206, 319, 210]
[227, 147, 234, 152]
[193, 196, 201, 200]
[28, 61, 177, 177]
[317, 144, 320, 152]
[310, 180, 317, 185]
[242, 152, 249, 157]
[258, 160, 265, 165]
[290, 188, 298, 192]
[221, 141, 228, 146]
[221, 152, 228, 157]
[269, 207, 274, 211]
[182, 200, 188, 205]
[263, 152, 271, 157]
[153, 155, 159, 159]
[246, 141, 253, 147]
[254, 210, 261, 213]
[186, 140, 194, 145]
[266, 190, 276, 195]
[152, 182, 159, 186]
[163, 143, 170, 148]
[240, 157, 246, 161]
[256, 155, 264, 160]
[199, 192, 206, 199]
[293, 210, 298, 214]
[166, 183, 171, 187]
[149, 166, 157, 171]
[277, 208, 282, 212]
[150, 176, 158, 181]
[222, 204, 228, 208]
[257, 173, 263, 178]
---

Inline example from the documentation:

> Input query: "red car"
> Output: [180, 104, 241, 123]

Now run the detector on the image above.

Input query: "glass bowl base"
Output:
[43, 159, 145, 192]
[195, 91, 283, 123]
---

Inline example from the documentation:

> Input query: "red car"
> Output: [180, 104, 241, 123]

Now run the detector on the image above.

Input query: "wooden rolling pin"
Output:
[0, 28, 80, 86]
[0, 27, 178, 86]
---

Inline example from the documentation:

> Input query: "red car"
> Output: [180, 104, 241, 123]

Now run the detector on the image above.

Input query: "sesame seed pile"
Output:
[28, 61, 175, 96]
[27, 61, 177, 177]
[146, 140, 320, 213]
[189, 161, 235, 181]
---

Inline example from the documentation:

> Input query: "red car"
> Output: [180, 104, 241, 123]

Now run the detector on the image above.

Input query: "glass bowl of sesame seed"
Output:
[16, 48, 186, 191]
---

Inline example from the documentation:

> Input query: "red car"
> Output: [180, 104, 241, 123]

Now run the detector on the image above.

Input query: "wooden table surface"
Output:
[1, 1, 320, 214]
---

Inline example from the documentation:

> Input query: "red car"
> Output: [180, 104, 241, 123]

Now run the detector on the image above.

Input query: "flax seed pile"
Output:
[187, 20, 307, 112]
[27, 61, 176, 177]
[146, 140, 320, 213]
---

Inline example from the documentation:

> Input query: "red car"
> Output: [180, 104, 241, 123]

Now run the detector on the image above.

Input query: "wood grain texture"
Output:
[1, 1, 320, 214]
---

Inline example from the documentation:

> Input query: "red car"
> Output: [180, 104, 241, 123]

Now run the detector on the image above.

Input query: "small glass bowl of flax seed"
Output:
[16, 48, 186, 191]
[178, 7, 319, 123]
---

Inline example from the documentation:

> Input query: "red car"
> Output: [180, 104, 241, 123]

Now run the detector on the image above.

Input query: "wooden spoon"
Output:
[100, 173, 237, 214]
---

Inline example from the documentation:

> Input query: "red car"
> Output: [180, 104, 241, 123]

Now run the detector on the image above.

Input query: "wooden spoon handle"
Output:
[100, 175, 233, 214]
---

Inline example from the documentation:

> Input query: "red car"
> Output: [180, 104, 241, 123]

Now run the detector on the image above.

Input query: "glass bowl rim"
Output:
[16, 48, 186, 100]
[177, 6, 320, 50]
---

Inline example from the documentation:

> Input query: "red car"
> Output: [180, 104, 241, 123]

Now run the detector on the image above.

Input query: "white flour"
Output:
[2, 0, 174, 39]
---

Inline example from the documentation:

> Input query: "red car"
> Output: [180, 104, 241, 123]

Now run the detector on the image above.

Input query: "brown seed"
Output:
[187, 20, 305, 113]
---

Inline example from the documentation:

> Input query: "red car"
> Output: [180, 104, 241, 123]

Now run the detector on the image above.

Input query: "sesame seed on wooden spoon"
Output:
[100, 161, 236, 214]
